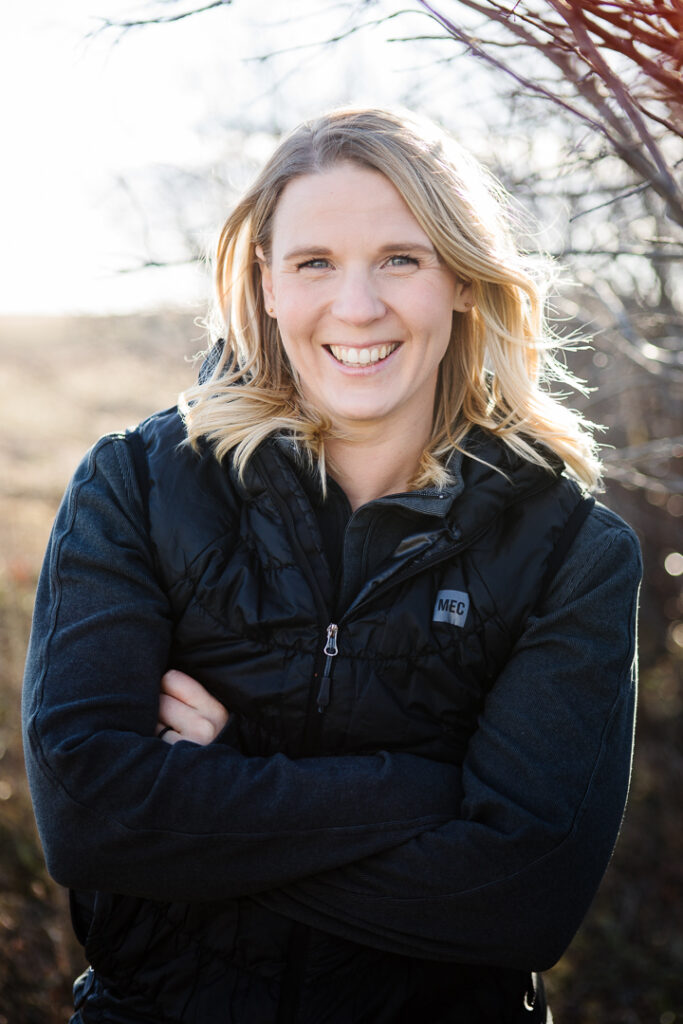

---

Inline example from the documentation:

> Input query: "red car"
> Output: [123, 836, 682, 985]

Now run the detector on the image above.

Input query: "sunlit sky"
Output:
[1, 0, 488, 316]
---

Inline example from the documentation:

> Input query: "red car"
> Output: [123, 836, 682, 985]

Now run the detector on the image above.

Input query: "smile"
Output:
[327, 343, 400, 367]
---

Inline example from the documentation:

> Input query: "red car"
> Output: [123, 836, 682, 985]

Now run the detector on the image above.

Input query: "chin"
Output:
[331, 407, 392, 426]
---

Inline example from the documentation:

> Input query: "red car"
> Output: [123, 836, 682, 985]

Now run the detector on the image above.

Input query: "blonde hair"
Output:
[181, 107, 601, 490]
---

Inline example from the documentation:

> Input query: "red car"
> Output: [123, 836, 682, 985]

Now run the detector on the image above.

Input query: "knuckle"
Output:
[196, 718, 216, 745]
[160, 670, 181, 695]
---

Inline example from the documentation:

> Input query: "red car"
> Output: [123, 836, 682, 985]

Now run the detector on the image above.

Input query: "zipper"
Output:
[316, 623, 338, 712]
[313, 539, 466, 715]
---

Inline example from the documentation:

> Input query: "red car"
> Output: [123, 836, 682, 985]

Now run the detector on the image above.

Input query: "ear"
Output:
[453, 279, 475, 313]
[255, 245, 276, 317]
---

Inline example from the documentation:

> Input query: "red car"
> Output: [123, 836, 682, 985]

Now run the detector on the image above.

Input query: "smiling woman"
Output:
[23, 107, 641, 1024]
[184, 108, 602, 502]
[254, 163, 471, 507]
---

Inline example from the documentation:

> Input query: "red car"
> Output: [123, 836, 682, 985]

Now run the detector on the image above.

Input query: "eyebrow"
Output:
[282, 242, 437, 261]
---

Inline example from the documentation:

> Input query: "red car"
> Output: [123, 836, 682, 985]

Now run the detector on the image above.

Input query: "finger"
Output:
[155, 723, 179, 745]
[161, 670, 226, 717]
[161, 670, 229, 734]
[158, 693, 223, 746]
[155, 729, 180, 745]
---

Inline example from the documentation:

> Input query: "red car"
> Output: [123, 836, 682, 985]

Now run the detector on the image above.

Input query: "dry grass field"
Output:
[0, 312, 681, 1022]
[0, 312, 200, 1022]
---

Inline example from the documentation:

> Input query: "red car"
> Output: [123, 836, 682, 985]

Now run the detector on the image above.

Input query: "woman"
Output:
[23, 108, 641, 1023]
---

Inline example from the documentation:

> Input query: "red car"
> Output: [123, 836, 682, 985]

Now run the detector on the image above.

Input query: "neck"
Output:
[326, 420, 431, 512]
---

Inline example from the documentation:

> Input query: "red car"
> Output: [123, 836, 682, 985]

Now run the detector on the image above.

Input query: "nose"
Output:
[330, 269, 386, 325]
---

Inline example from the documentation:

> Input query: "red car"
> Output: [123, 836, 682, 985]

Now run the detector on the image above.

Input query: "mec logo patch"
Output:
[433, 589, 470, 627]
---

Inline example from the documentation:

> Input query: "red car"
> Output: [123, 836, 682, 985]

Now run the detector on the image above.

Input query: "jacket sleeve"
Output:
[254, 506, 641, 971]
[22, 435, 462, 902]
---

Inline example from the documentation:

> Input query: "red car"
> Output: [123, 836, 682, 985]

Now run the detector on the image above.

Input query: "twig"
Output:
[548, 0, 680, 188]
[246, 12, 408, 62]
[413, 2, 624, 145]
[569, 182, 652, 220]
[90, 0, 230, 35]
[555, 248, 683, 260]
[116, 256, 202, 274]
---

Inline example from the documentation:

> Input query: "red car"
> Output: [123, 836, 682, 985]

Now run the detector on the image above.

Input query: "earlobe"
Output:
[255, 245, 276, 317]
[453, 280, 475, 312]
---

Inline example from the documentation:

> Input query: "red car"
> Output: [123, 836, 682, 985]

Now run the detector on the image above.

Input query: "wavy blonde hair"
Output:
[181, 107, 601, 490]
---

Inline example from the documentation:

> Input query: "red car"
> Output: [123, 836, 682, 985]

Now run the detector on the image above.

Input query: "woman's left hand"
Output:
[156, 669, 229, 746]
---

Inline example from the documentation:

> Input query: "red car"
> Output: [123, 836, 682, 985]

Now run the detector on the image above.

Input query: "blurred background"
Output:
[1, 2, 681, 1020]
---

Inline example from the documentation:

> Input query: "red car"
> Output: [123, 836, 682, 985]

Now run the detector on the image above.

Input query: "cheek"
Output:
[415, 299, 455, 351]
[414, 302, 454, 373]
[273, 284, 317, 335]
[404, 279, 455, 329]
[277, 322, 313, 377]
[277, 326, 320, 384]
[434, 293, 456, 347]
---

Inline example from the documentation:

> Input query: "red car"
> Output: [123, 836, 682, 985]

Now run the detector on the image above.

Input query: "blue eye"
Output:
[297, 258, 330, 270]
[388, 254, 419, 267]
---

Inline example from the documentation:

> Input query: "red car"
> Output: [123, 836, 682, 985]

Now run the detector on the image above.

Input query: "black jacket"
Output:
[22, 408, 641, 1022]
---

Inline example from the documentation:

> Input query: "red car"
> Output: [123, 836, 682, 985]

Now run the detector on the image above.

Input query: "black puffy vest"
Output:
[80, 408, 581, 1023]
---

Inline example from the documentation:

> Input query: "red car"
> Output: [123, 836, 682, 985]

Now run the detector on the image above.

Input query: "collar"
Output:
[274, 434, 465, 520]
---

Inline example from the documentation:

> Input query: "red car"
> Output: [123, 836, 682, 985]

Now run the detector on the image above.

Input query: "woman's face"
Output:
[258, 162, 472, 436]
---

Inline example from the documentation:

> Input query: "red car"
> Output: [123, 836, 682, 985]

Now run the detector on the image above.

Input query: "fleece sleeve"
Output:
[254, 506, 641, 971]
[22, 435, 461, 902]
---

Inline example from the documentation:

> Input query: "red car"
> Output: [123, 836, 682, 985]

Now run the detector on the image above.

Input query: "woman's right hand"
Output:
[156, 669, 229, 746]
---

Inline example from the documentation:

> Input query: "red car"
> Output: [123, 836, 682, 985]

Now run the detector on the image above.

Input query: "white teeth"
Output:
[328, 343, 398, 366]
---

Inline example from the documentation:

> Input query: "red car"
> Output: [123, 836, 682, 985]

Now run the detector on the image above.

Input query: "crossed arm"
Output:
[22, 437, 462, 904]
[155, 512, 640, 970]
[23, 434, 641, 970]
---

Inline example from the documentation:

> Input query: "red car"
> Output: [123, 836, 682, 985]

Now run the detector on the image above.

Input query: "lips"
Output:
[327, 342, 400, 367]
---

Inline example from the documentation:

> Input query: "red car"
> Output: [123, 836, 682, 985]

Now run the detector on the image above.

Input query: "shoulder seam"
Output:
[542, 506, 641, 611]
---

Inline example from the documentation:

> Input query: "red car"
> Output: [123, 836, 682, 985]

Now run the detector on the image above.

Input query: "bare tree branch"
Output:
[413, 0, 683, 226]
[554, 248, 683, 259]
[547, 0, 678, 189]
[413, 3, 629, 144]
[116, 256, 201, 273]
[91, 0, 231, 36]
[568, 182, 651, 220]
[246, 11, 409, 62]
[581, 280, 683, 381]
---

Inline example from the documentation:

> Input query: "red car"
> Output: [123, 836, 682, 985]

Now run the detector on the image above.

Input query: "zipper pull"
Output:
[317, 623, 339, 713]
[323, 623, 339, 658]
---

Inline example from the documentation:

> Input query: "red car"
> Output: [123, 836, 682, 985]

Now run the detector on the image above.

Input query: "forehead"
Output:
[270, 162, 430, 252]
